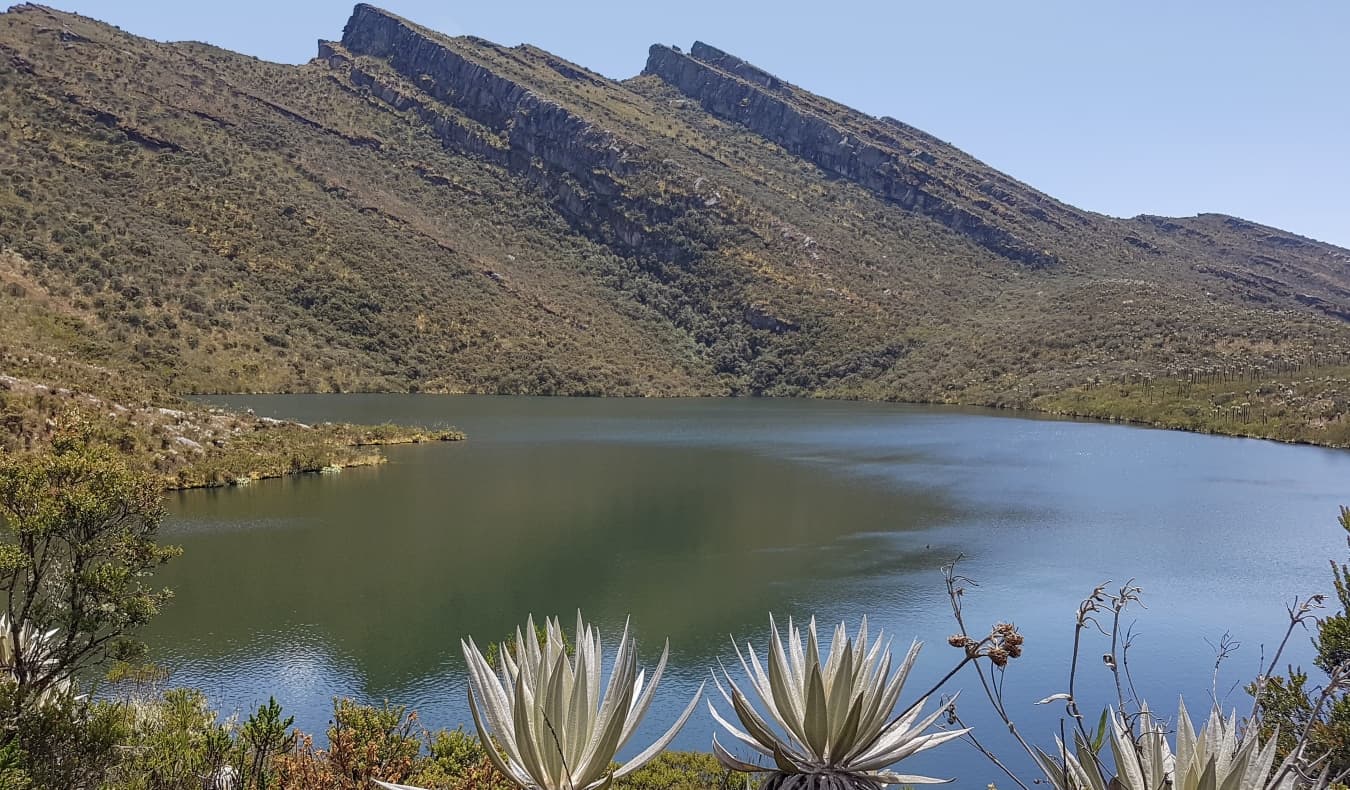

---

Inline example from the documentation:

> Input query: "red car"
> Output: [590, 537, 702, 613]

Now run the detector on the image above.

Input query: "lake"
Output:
[152, 396, 1349, 785]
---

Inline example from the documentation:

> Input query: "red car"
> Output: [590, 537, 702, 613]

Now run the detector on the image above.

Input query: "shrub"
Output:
[1250, 507, 1350, 779]
[102, 687, 235, 790]
[0, 415, 179, 725]
[404, 729, 514, 790]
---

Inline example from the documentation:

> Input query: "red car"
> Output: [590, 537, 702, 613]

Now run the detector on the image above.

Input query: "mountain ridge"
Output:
[2, 2, 1350, 445]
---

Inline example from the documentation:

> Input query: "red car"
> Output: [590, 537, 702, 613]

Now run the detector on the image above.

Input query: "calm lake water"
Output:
[153, 396, 1349, 784]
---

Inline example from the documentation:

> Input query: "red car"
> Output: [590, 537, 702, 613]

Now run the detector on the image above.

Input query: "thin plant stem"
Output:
[1247, 595, 1322, 728]
[950, 710, 1031, 790]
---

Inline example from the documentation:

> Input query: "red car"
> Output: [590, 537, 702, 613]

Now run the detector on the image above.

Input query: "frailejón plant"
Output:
[0, 614, 70, 708]
[711, 615, 967, 789]
[1034, 700, 1315, 790]
[379, 613, 702, 790]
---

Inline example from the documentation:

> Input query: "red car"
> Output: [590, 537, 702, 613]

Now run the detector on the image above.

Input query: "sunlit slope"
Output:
[2, 2, 1349, 413]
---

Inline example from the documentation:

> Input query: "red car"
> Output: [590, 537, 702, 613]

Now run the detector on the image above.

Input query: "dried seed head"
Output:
[948, 634, 970, 648]
[987, 647, 1009, 668]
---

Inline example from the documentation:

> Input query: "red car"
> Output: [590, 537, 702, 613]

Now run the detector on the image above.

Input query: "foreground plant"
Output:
[711, 615, 967, 789]
[938, 560, 1335, 790]
[0, 417, 179, 727]
[0, 615, 71, 709]
[1035, 700, 1318, 790]
[380, 613, 702, 790]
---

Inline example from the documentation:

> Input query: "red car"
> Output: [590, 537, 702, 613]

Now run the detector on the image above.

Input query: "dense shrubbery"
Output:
[0, 686, 737, 790]
[0, 418, 178, 716]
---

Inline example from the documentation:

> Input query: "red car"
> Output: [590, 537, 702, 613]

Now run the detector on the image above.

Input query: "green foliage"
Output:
[1320, 518, 1350, 673]
[325, 698, 421, 786]
[240, 696, 294, 789]
[1, 684, 126, 789]
[0, 381, 463, 491]
[613, 751, 747, 790]
[1318, 614, 1350, 676]
[102, 687, 236, 790]
[0, 737, 32, 790]
[404, 728, 514, 790]
[1036, 364, 1350, 448]
[1248, 670, 1314, 759]
[0, 416, 179, 724]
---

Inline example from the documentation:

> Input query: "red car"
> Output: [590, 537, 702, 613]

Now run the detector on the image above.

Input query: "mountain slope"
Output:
[2, 3, 1349, 430]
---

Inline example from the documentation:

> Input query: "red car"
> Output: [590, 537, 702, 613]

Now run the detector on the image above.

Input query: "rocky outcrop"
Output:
[644, 42, 1066, 268]
[1297, 293, 1350, 322]
[334, 6, 1078, 274]
[331, 4, 721, 264]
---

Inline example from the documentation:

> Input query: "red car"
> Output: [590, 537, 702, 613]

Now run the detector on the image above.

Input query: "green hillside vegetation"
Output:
[1036, 358, 1350, 447]
[0, 3, 1348, 445]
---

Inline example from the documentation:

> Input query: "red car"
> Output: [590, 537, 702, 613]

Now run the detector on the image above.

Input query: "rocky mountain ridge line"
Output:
[644, 42, 1064, 268]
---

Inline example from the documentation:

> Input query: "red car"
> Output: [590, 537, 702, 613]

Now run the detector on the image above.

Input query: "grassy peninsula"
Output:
[0, 363, 462, 491]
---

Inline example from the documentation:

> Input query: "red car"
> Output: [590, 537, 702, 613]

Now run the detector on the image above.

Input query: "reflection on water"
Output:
[152, 396, 1350, 784]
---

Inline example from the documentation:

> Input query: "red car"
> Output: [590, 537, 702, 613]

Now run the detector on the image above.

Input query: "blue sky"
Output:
[43, 1, 1350, 248]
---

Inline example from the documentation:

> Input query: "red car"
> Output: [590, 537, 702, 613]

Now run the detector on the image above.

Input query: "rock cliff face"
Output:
[328, 6, 1088, 274]
[329, 5, 727, 264]
[644, 42, 1090, 268]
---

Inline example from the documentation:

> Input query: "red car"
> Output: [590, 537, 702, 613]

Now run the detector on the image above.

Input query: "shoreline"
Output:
[188, 388, 1350, 453]
[0, 371, 468, 491]
[1030, 404, 1349, 450]
[165, 431, 466, 491]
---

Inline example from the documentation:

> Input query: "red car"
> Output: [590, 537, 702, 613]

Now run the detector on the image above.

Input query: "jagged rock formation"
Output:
[644, 42, 1079, 268]
[330, 6, 700, 259]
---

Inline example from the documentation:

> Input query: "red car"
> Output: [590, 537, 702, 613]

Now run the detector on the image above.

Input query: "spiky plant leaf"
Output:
[1034, 700, 1314, 790]
[711, 616, 967, 787]
[380, 613, 701, 790]
[0, 614, 73, 708]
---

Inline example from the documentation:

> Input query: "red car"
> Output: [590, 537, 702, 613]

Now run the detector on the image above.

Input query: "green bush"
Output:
[405, 729, 514, 790]
[103, 687, 235, 790]
[1, 685, 125, 789]
[325, 698, 421, 786]
[614, 751, 747, 790]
